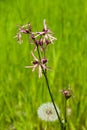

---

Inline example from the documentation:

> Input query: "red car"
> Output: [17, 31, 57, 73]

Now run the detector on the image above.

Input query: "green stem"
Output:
[43, 70, 64, 130]
[37, 46, 64, 130]
[64, 98, 67, 130]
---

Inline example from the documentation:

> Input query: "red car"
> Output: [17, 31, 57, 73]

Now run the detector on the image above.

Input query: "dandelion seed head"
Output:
[37, 102, 60, 122]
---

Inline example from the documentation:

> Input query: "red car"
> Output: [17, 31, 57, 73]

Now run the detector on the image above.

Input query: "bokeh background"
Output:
[0, 0, 87, 129]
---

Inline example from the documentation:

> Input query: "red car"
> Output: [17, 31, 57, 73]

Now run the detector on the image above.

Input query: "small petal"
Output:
[31, 51, 38, 61]
[32, 64, 38, 71]
[43, 19, 47, 31]
[25, 66, 33, 68]
[39, 65, 42, 78]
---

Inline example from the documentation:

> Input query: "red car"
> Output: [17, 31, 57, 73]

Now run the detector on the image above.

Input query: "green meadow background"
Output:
[0, 0, 87, 129]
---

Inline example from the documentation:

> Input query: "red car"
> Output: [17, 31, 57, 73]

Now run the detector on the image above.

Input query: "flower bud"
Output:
[39, 39, 43, 46]
[61, 89, 72, 100]
[32, 61, 38, 65]
[41, 58, 47, 64]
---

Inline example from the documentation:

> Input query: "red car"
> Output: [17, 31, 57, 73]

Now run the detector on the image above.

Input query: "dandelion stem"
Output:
[37, 46, 64, 130]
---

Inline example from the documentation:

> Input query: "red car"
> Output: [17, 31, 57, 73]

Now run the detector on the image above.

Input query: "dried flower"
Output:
[25, 51, 48, 78]
[37, 102, 60, 122]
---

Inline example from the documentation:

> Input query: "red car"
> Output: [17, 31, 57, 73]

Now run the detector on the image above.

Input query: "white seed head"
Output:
[37, 102, 60, 122]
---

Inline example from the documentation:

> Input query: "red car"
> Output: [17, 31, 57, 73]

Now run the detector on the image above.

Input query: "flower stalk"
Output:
[64, 98, 67, 130]
[37, 45, 64, 129]
[61, 88, 72, 130]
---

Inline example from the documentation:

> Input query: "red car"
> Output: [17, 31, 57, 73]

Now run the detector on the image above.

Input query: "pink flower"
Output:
[32, 19, 57, 45]
[25, 52, 49, 78]
[15, 24, 31, 44]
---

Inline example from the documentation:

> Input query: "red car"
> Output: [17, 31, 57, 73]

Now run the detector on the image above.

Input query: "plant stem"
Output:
[37, 46, 64, 130]
[43, 70, 64, 130]
[64, 98, 67, 130]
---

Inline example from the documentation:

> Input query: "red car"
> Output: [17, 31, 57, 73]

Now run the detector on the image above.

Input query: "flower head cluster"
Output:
[15, 20, 56, 77]
[37, 102, 60, 122]
[32, 20, 57, 45]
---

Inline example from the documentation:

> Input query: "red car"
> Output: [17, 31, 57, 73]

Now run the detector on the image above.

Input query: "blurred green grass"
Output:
[0, 0, 87, 129]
